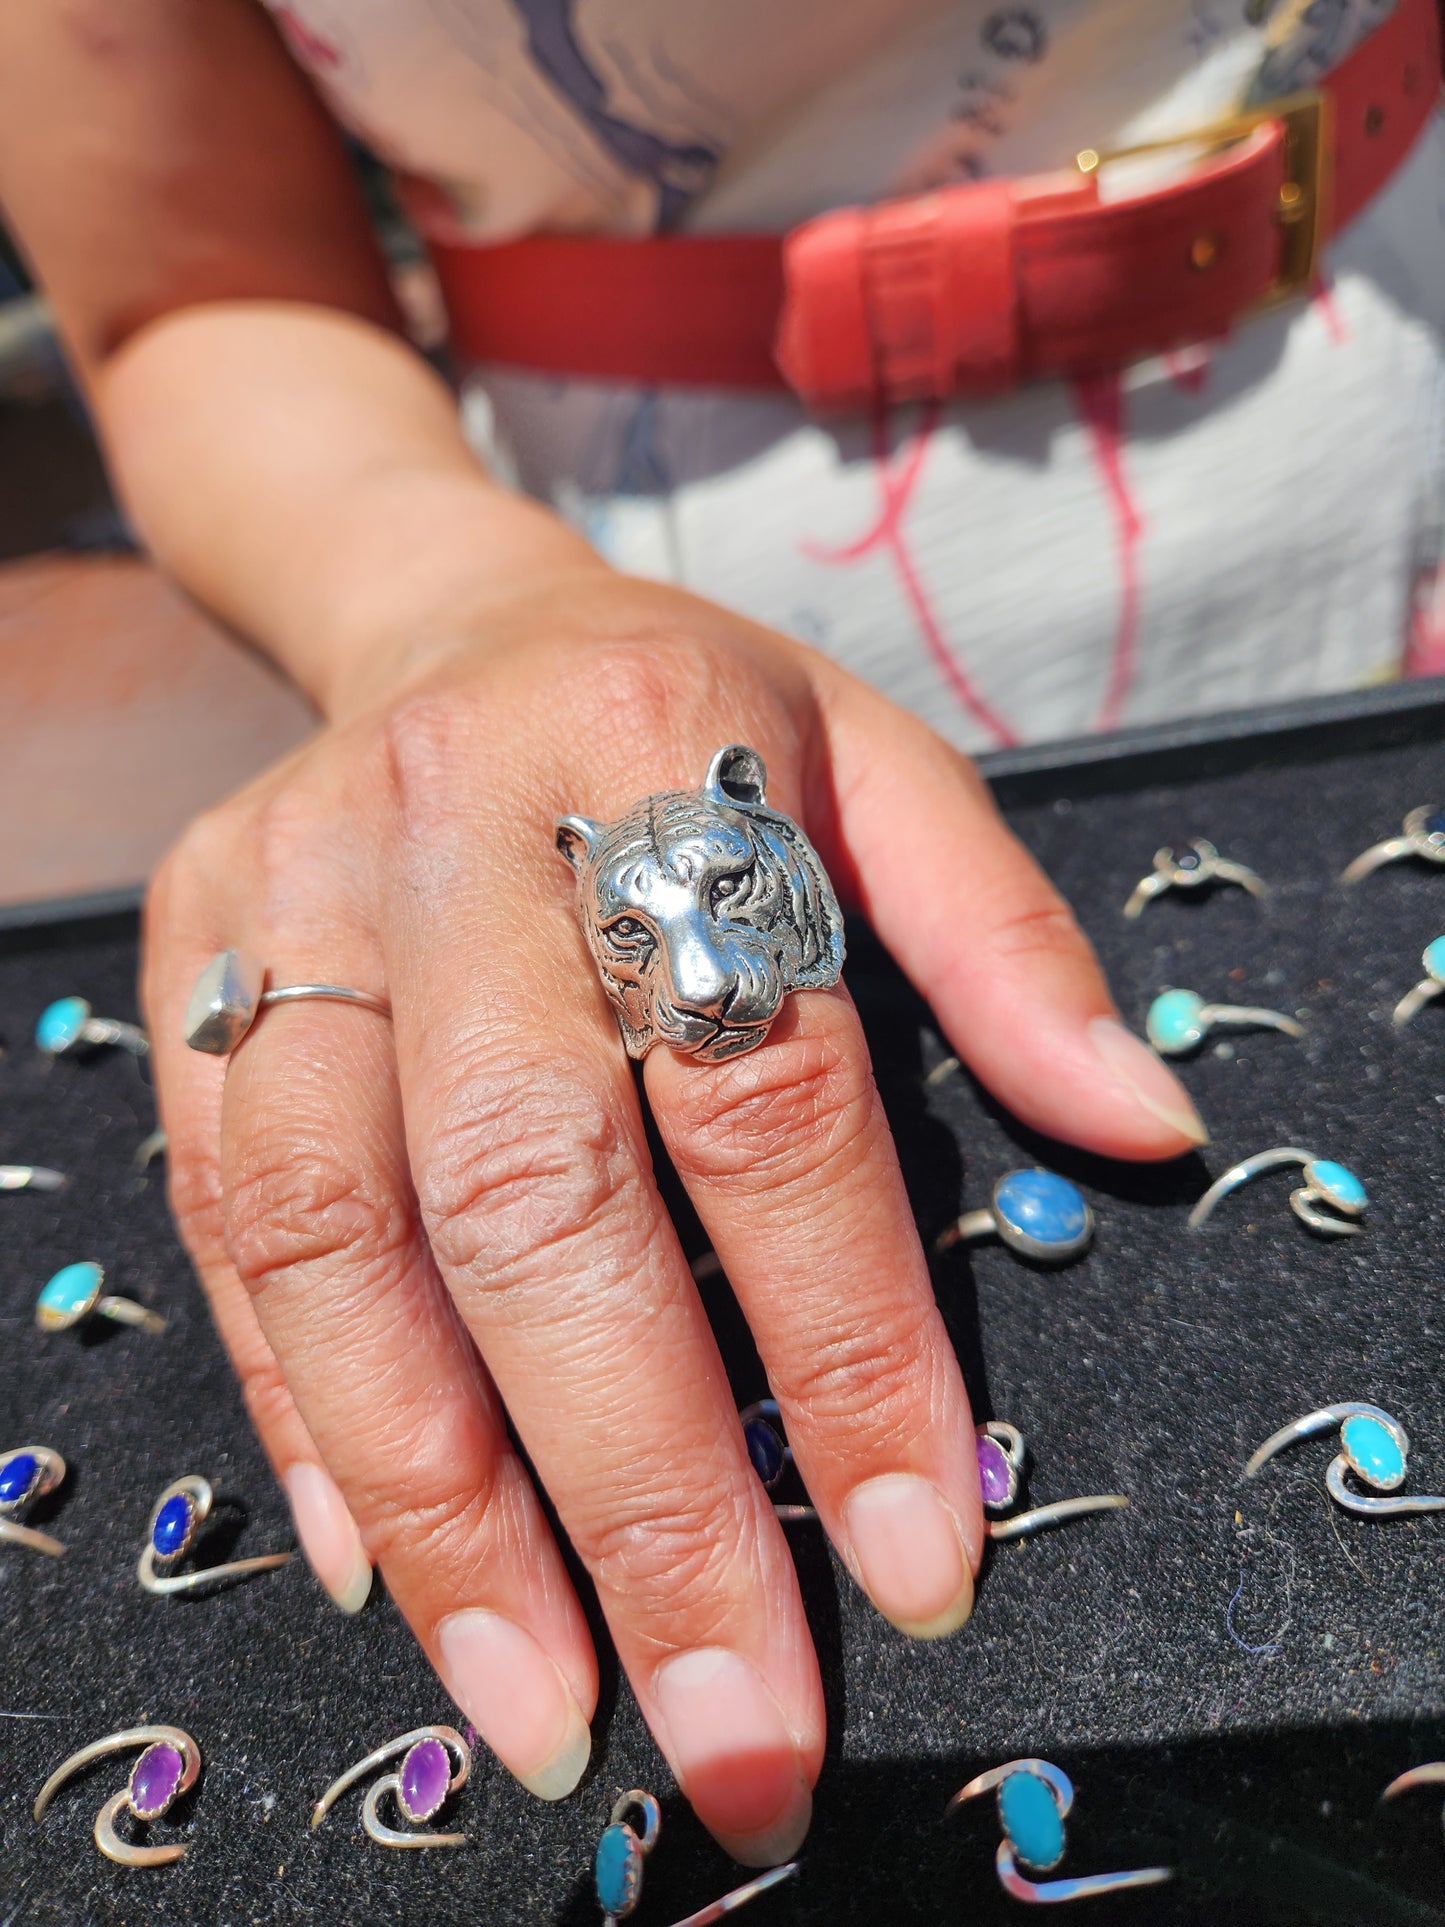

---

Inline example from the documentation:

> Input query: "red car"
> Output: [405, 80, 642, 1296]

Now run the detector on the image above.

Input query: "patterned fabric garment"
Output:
[264, 0, 1445, 750]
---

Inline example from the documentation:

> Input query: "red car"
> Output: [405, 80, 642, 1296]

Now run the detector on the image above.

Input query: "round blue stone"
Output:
[595, 1822, 644, 1919]
[1423, 810, 1445, 842]
[152, 1493, 195, 1559]
[0, 1451, 38, 1507]
[1424, 935, 1445, 983]
[35, 996, 89, 1054]
[1307, 1159, 1367, 1213]
[1341, 1413, 1405, 1488]
[993, 1169, 1090, 1256]
[745, 1417, 787, 1489]
[999, 1768, 1066, 1872]
[1147, 988, 1206, 1054]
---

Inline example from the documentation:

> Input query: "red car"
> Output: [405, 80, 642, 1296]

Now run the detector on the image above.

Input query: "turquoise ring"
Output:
[1188, 1146, 1366, 1237]
[935, 1169, 1093, 1264]
[1245, 1403, 1445, 1519]
[949, 1759, 1173, 1903]
[36, 996, 148, 1059]
[1146, 987, 1302, 1057]
[1392, 935, 1445, 1028]
[593, 1790, 797, 1927]
[36, 1260, 167, 1336]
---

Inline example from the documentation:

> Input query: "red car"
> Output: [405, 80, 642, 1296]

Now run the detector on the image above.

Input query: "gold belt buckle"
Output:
[1076, 89, 1330, 304]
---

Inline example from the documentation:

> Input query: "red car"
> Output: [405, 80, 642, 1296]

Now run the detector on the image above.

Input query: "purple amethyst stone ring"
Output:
[976, 1421, 1129, 1543]
[311, 1725, 472, 1848]
[33, 1725, 201, 1868]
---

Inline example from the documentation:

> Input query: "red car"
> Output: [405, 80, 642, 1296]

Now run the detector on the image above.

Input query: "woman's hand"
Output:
[143, 564, 1204, 1862]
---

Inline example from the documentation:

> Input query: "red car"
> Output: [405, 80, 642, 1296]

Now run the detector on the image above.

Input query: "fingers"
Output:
[380, 703, 823, 1863]
[217, 992, 599, 1801]
[817, 672, 1207, 1159]
[647, 986, 982, 1638]
[141, 858, 372, 1611]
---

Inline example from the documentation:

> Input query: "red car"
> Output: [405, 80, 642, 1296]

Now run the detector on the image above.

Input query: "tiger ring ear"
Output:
[704, 745, 767, 807]
[556, 815, 603, 873]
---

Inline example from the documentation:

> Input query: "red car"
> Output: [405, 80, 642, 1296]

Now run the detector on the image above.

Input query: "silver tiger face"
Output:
[556, 745, 845, 1062]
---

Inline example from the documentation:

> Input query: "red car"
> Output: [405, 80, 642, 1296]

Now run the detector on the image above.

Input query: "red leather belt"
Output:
[424, 0, 1440, 413]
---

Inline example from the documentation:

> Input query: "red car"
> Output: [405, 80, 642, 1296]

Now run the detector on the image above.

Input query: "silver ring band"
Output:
[260, 984, 391, 1016]
[185, 950, 390, 1056]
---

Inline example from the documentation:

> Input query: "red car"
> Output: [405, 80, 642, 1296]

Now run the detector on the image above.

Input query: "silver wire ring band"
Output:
[1123, 839, 1266, 920]
[184, 949, 390, 1056]
[1341, 806, 1445, 884]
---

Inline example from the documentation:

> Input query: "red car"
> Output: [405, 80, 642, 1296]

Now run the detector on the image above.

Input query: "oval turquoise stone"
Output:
[994, 1170, 1089, 1253]
[1424, 936, 1445, 983]
[1341, 1413, 1405, 1488]
[595, 1823, 643, 1918]
[1146, 988, 1206, 1053]
[1308, 1160, 1367, 1212]
[0, 1451, 38, 1506]
[37, 1261, 103, 1324]
[35, 996, 88, 1054]
[152, 1493, 195, 1558]
[999, 1769, 1065, 1872]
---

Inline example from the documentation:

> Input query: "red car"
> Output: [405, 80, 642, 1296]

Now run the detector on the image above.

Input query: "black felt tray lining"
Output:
[3, 704, 1445, 1925]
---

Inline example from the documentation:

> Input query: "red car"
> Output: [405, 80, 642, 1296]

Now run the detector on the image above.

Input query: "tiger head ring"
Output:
[556, 745, 845, 1063]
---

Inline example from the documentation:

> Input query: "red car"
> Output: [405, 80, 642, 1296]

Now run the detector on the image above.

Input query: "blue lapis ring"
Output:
[949, 1759, 1173, 1903]
[1246, 1403, 1445, 1519]
[0, 1445, 68, 1557]
[1392, 935, 1445, 1028]
[1342, 805, 1445, 884]
[138, 1475, 292, 1596]
[739, 1400, 816, 1521]
[36, 996, 148, 1059]
[1188, 1146, 1366, 1237]
[1146, 987, 1302, 1057]
[935, 1169, 1093, 1264]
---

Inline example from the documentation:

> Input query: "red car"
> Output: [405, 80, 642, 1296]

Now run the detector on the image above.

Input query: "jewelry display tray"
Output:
[4, 677, 1445, 1927]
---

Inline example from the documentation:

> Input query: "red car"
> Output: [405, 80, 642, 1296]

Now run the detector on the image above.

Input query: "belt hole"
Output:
[1189, 232, 1221, 270]
[1276, 180, 1309, 224]
[1364, 103, 1386, 136]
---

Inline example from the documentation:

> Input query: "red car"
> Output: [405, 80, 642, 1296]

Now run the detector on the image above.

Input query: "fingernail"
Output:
[285, 1461, 372, 1615]
[842, 1473, 973, 1638]
[1088, 1016, 1209, 1145]
[653, 1648, 812, 1865]
[438, 1609, 591, 1801]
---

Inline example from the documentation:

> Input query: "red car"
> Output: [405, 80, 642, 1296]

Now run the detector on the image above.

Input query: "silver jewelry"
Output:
[138, 1475, 292, 1595]
[1145, 987, 1302, 1057]
[36, 995, 148, 1058]
[949, 1759, 1173, 1903]
[556, 745, 844, 1064]
[1123, 839, 1266, 919]
[0, 1445, 68, 1557]
[311, 1726, 471, 1848]
[934, 1168, 1093, 1264]
[1187, 1146, 1366, 1236]
[594, 1788, 798, 1927]
[1245, 1403, 1445, 1518]
[34, 1726, 201, 1868]
[740, 1400, 817, 1521]
[184, 948, 390, 1056]
[0, 1164, 66, 1194]
[1341, 805, 1445, 884]
[976, 1423, 1128, 1542]
[1392, 936, 1445, 1028]
[1382, 1763, 1445, 1841]
[35, 1260, 167, 1335]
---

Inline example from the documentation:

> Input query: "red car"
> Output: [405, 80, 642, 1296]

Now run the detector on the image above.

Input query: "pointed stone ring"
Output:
[1188, 1146, 1367, 1236]
[1342, 805, 1445, 884]
[1122, 839, 1266, 919]
[1393, 936, 1445, 1028]
[1146, 987, 1302, 1056]
[138, 1475, 292, 1594]
[34, 1725, 201, 1867]
[0, 1445, 68, 1557]
[935, 1169, 1093, 1264]
[1245, 1403, 1445, 1518]
[311, 1726, 472, 1848]
[976, 1423, 1128, 1542]
[184, 949, 390, 1056]
[948, 1759, 1173, 1903]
